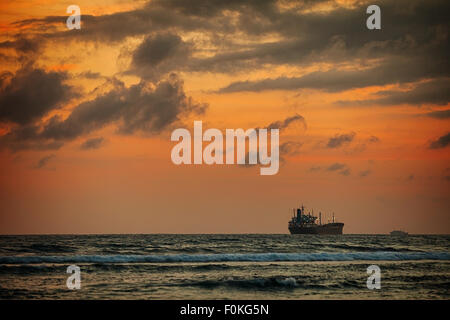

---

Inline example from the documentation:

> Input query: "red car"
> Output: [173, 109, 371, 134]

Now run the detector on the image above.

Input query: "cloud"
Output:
[0, 74, 207, 150]
[180, 0, 448, 81]
[327, 163, 346, 171]
[280, 141, 303, 156]
[429, 132, 450, 149]
[239, 114, 305, 168]
[0, 37, 40, 53]
[309, 163, 350, 175]
[2, 0, 449, 153]
[11, 0, 449, 77]
[266, 114, 306, 130]
[78, 71, 104, 79]
[43, 74, 206, 137]
[327, 132, 355, 148]
[80, 137, 105, 150]
[0, 0, 447, 110]
[326, 162, 351, 175]
[0, 66, 75, 125]
[425, 109, 450, 119]
[34, 154, 55, 169]
[132, 33, 188, 66]
[337, 78, 450, 106]
[359, 169, 371, 177]
[348, 135, 380, 153]
[240, 139, 302, 169]
[217, 58, 449, 95]
[129, 33, 192, 80]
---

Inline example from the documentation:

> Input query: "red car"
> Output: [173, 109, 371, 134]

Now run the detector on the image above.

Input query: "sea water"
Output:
[0, 234, 448, 299]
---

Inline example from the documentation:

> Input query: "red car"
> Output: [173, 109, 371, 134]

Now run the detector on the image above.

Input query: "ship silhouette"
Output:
[288, 205, 344, 235]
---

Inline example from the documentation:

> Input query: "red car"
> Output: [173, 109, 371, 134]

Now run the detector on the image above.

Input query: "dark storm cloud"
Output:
[133, 33, 187, 67]
[34, 154, 55, 169]
[42, 74, 206, 139]
[217, 56, 449, 94]
[153, 0, 280, 16]
[210, 0, 449, 71]
[129, 33, 192, 80]
[80, 137, 105, 150]
[4, 0, 448, 97]
[0, 123, 64, 152]
[327, 132, 356, 148]
[425, 109, 450, 119]
[0, 38, 40, 53]
[15, 3, 218, 43]
[0, 66, 75, 125]
[429, 132, 450, 149]
[0, 74, 207, 150]
[11, 0, 281, 42]
[2, 0, 449, 152]
[12, 0, 449, 68]
[336, 78, 450, 106]
[193, 0, 448, 97]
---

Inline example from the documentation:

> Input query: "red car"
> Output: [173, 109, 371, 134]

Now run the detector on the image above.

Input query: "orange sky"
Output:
[0, 0, 449, 234]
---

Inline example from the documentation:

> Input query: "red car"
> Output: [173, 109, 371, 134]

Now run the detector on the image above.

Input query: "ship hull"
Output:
[289, 223, 344, 235]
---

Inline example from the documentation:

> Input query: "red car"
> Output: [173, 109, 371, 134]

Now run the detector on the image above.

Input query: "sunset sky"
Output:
[0, 0, 449, 234]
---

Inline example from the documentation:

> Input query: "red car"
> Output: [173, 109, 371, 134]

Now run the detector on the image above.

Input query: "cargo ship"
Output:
[288, 205, 344, 235]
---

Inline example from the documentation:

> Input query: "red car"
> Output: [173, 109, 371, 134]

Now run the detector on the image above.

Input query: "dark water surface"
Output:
[0, 234, 448, 299]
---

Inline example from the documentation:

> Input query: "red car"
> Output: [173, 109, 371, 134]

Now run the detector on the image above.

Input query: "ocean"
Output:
[0, 234, 449, 299]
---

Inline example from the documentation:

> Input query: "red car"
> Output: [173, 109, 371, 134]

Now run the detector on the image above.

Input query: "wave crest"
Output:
[0, 251, 449, 264]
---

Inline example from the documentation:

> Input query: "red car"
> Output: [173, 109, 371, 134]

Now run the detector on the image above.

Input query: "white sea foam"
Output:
[0, 251, 449, 264]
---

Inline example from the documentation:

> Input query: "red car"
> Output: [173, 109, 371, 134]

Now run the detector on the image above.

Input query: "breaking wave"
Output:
[186, 277, 300, 289]
[0, 251, 449, 264]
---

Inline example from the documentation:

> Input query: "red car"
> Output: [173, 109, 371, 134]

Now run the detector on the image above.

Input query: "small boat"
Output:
[390, 230, 408, 236]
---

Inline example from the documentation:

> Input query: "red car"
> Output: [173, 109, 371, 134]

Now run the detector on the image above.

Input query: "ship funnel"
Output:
[296, 208, 302, 223]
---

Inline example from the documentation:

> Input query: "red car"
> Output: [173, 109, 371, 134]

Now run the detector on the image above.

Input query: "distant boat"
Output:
[390, 230, 408, 236]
